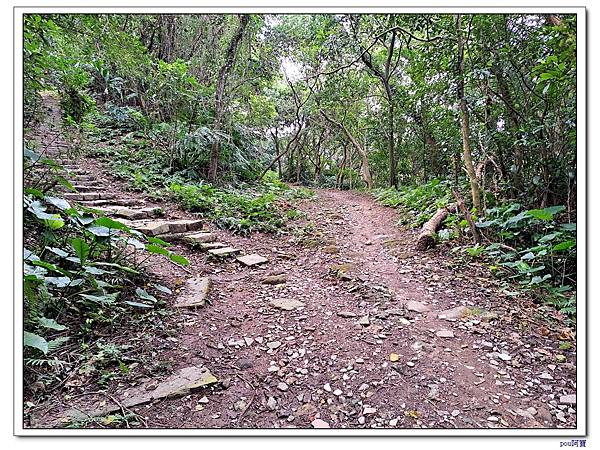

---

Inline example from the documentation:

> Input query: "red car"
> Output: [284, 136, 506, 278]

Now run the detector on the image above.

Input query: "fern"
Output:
[25, 357, 69, 368]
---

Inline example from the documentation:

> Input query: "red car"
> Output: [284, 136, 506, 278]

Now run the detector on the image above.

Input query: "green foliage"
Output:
[374, 180, 575, 318]
[373, 179, 455, 227]
[169, 181, 297, 235]
[22, 150, 188, 394]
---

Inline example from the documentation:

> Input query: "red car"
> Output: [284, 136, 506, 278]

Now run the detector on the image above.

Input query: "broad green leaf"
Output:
[124, 300, 153, 308]
[45, 196, 71, 211]
[169, 253, 189, 266]
[79, 293, 118, 304]
[56, 176, 75, 192]
[538, 232, 560, 243]
[46, 246, 69, 258]
[94, 216, 130, 231]
[145, 244, 169, 256]
[147, 236, 170, 246]
[39, 317, 68, 331]
[24, 248, 40, 262]
[24, 331, 48, 354]
[25, 188, 44, 198]
[71, 238, 90, 265]
[560, 223, 576, 232]
[553, 240, 576, 252]
[526, 209, 553, 221]
[152, 284, 172, 295]
[135, 287, 157, 302]
[45, 276, 71, 287]
[24, 148, 41, 161]
[87, 225, 111, 237]
[84, 266, 109, 275]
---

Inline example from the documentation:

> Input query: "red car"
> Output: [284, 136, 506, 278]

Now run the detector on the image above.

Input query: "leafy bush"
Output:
[59, 87, 96, 124]
[374, 181, 576, 318]
[373, 179, 455, 227]
[94, 103, 149, 132]
[472, 203, 576, 315]
[22, 150, 187, 387]
[169, 181, 295, 234]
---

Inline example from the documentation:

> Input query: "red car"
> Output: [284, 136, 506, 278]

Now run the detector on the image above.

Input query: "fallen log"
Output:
[415, 203, 457, 250]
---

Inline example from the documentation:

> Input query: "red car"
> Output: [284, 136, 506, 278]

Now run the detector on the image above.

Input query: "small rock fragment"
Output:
[311, 418, 330, 428]
[559, 394, 576, 405]
[436, 330, 455, 338]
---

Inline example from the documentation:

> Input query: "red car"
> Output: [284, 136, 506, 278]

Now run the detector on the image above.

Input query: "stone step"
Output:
[236, 253, 268, 266]
[123, 219, 203, 236]
[64, 192, 116, 201]
[81, 198, 146, 207]
[208, 246, 240, 257]
[55, 366, 217, 427]
[65, 168, 90, 175]
[74, 175, 96, 182]
[98, 206, 164, 220]
[200, 242, 227, 250]
[174, 277, 211, 308]
[68, 184, 105, 192]
[183, 232, 217, 246]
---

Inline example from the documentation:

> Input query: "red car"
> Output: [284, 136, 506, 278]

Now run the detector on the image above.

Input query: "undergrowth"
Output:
[23, 142, 188, 406]
[374, 179, 576, 319]
[85, 111, 314, 235]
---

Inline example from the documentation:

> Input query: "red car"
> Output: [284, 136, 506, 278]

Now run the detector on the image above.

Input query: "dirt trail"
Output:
[120, 188, 576, 429]
[26, 99, 577, 429]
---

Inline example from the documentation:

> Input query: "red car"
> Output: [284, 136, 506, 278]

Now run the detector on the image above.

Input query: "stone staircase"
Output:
[52, 156, 270, 276]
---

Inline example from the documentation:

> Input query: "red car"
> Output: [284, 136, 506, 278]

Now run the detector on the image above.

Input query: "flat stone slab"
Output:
[76, 184, 105, 192]
[436, 329, 455, 338]
[113, 207, 163, 220]
[131, 220, 171, 236]
[208, 246, 240, 256]
[262, 274, 287, 285]
[201, 242, 226, 250]
[405, 300, 431, 313]
[270, 298, 305, 311]
[184, 232, 216, 245]
[65, 192, 115, 201]
[438, 305, 469, 321]
[237, 253, 268, 266]
[174, 277, 211, 307]
[64, 366, 217, 422]
[559, 394, 576, 405]
[127, 219, 202, 236]
[82, 198, 146, 207]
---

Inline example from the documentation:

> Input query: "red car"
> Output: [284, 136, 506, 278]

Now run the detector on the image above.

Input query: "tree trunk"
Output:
[270, 129, 282, 177]
[387, 86, 397, 188]
[453, 189, 482, 245]
[320, 110, 373, 189]
[416, 203, 457, 250]
[456, 14, 482, 213]
[337, 143, 348, 188]
[207, 14, 249, 182]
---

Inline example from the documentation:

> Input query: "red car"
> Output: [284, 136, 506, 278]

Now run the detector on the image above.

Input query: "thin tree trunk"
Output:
[453, 189, 481, 245]
[270, 129, 282, 177]
[208, 14, 250, 182]
[456, 14, 482, 213]
[320, 110, 373, 189]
